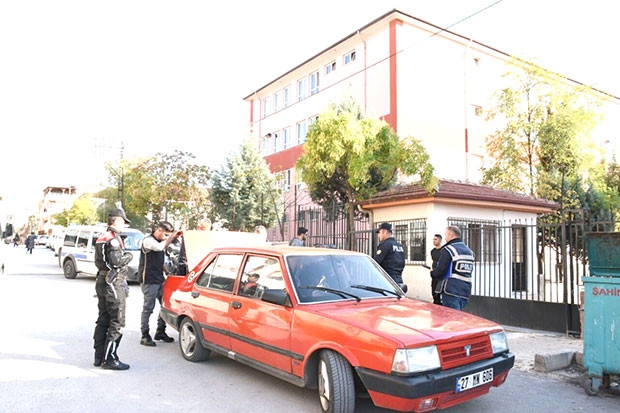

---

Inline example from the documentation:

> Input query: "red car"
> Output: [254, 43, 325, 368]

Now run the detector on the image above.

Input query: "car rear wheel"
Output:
[63, 259, 77, 279]
[179, 317, 210, 362]
[318, 349, 355, 413]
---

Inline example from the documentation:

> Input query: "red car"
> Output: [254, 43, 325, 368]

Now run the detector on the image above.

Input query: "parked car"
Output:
[36, 234, 48, 246]
[58, 224, 144, 282]
[161, 237, 514, 413]
[50, 227, 66, 256]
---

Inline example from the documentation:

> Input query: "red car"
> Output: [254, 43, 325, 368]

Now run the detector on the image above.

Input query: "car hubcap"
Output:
[318, 359, 330, 411]
[181, 322, 196, 356]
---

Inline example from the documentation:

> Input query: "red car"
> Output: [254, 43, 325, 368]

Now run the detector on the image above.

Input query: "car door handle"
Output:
[231, 301, 242, 309]
[191, 291, 199, 298]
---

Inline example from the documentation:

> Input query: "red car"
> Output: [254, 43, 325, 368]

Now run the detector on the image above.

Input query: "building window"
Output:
[297, 78, 307, 101]
[297, 121, 307, 144]
[325, 61, 336, 75]
[273, 91, 280, 113]
[273, 132, 280, 153]
[472, 105, 483, 116]
[262, 97, 269, 118]
[448, 218, 500, 263]
[390, 219, 427, 263]
[310, 71, 319, 95]
[284, 86, 291, 107]
[344, 50, 356, 65]
[283, 127, 291, 149]
[279, 170, 291, 192]
[261, 134, 270, 156]
[309, 115, 318, 126]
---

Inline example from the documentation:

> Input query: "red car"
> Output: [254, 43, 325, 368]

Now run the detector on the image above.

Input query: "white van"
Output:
[58, 224, 144, 282]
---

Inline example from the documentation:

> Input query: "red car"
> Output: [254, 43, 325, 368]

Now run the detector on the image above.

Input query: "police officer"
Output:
[92, 208, 134, 370]
[431, 225, 475, 310]
[374, 222, 405, 284]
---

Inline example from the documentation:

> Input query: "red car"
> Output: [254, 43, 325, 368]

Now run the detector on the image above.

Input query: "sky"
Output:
[0, 0, 617, 218]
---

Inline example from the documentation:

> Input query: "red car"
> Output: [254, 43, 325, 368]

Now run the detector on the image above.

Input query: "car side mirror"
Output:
[261, 289, 292, 307]
[399, 283, 408, 294]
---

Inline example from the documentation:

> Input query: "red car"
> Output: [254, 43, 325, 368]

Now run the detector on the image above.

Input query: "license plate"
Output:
[456, 368, 493, 392]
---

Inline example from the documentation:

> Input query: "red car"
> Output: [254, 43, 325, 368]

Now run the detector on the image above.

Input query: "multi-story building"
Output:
[36, 186, 78, 234]
[244, 9, 620, 242]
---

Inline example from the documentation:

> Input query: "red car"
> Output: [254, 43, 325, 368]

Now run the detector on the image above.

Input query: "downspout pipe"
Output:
[357, 30, 368, 113]
[463, 38, 473, 182]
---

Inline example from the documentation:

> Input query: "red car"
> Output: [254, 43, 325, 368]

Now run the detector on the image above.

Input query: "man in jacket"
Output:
[93, 207, 134, 370]
[430, 234, 443, 305]
[373, 222, 405, 284]
[139, 221, 180, 346]
[289, 227, 308, 246]
[431, 226, 475, 310]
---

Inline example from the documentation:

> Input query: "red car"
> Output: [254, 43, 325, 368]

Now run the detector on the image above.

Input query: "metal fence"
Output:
[293, 205, 616, 306]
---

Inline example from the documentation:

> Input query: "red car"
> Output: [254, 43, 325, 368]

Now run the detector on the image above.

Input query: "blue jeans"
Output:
[442, 294, 469, 310]
[140, 283, 166, 335]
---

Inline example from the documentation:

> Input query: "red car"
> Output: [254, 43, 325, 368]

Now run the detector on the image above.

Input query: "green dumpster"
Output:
[583, 232, 620, 395]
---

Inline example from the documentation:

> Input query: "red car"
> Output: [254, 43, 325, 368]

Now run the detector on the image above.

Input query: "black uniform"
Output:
[93, 227, 133, 367]
[430, 247, 442, 305]
[374, 236, 405, 284]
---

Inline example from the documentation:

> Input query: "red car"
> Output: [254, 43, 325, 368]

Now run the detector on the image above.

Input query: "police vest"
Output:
[438, 241, 475, 299]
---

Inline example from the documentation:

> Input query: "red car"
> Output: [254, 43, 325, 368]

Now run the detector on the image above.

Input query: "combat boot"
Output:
[154, 329, 174, 343]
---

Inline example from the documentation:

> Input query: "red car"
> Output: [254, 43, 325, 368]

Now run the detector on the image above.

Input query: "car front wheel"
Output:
[63, 259, 77, 279]
[179, 317, 210, 362]
[318, 349, 355, 413]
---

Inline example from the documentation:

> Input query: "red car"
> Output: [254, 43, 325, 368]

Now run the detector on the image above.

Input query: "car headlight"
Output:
[392, 346, 440, 375]
[490, 331, 509, 354]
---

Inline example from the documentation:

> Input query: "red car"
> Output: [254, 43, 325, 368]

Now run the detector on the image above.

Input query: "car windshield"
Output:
[122, 232, 144, 251]
[287, 254, 402, 303]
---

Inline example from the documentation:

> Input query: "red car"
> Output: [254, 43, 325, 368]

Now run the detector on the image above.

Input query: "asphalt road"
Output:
[1, 243, 618, 412]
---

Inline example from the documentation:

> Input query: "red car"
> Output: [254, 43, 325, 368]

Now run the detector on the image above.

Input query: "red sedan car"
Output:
[162, 242, 514, 413]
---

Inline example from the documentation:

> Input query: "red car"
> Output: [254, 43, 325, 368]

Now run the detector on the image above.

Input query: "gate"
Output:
[291, 204, 616, 335]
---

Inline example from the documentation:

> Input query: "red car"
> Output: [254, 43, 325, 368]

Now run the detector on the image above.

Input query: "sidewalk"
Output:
[505, 325, 587, 385]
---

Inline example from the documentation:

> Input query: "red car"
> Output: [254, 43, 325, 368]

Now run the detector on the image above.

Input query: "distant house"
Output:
[358, 179, 559, 301]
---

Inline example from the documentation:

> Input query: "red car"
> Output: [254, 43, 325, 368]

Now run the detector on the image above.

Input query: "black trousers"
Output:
[93, 274, 127, 360]
[431, 278, 442, 305]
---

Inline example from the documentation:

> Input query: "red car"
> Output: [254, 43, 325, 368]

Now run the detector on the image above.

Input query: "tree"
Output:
[103, 150, 210, 230]
[210, 139, 280, 231]
[51, 194, 100, 226]
[296, 98, 436, 248]
[481, 64, 600, 198]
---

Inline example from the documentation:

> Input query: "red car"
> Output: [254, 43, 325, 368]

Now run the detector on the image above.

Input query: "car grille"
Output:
[437, 335, 493, 370]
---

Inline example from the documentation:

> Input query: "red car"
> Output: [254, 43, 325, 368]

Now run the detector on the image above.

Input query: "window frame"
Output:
[389, 219, 427, 264]
[447, 217, 500, 263]
[284, 85, 291, 107]
[297, 78, 307, 101]
[297, 120, 307, 145]
[344, 50, 356, 65]
[310, 71, 320, 95]
[325, 61, 336, 75]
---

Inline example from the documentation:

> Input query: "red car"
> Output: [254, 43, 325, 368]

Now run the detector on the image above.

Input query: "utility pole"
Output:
[94, 137, 125, 207]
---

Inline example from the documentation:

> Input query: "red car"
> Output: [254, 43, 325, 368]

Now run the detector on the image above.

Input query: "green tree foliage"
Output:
[482, 64, 600, 198]
[296, 98, 435, 244]
[103, 150, 210, 230]
[210, 139, 280, 231]
[51, 194, 99, 226]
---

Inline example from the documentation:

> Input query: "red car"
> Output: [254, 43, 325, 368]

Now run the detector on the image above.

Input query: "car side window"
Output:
[239, 255, 284, 300]
[195, 261, 215, 288]
[195, 254, 242, 292]
[64, 230, 78, 247]
[76, 231, 90, 248]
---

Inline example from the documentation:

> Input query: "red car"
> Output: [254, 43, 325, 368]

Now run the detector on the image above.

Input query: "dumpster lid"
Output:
[585, 232, 620, 277]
